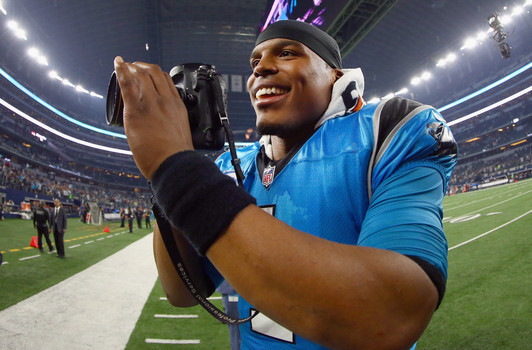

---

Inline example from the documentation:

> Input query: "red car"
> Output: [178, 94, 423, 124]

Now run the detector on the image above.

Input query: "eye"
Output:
[280, 50, 294, 57]
[250, 58, 260, 68]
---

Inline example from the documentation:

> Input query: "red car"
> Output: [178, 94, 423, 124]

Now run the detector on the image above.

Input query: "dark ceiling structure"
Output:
[1, 0, 531, 143]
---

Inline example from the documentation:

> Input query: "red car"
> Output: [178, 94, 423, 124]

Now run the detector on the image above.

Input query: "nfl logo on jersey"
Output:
[262, 165, 275, 188]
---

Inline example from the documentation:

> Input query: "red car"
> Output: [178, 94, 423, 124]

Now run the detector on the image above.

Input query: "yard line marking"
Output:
[1, 261, 8, 265]
[69, 244, 81, 249]
[153, 314, 198, 319]
[19, 255, 40, 261]
[145, 338, 200, 344]
[449, 209, 532, 251]
[445, 197, 491, 211]
[460, 190, 532, 217]
[159, 297, 167, 301]
[84, 241, 94, 245]
[96, 238, 105, 241]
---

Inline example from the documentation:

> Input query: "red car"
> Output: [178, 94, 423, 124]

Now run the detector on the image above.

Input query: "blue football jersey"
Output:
[208, 96, 457, 349]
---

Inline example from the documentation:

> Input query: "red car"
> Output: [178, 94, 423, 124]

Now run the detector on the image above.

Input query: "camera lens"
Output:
[105, 72, 124, 126]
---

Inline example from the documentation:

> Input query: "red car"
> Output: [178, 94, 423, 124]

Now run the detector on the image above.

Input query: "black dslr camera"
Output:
[106, 63, 227, 150]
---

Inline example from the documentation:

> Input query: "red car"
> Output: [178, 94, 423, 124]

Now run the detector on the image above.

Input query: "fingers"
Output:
[113, 57, 177, 110]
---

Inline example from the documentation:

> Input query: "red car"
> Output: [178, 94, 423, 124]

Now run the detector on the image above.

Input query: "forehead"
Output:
[250, 38, 308, 57]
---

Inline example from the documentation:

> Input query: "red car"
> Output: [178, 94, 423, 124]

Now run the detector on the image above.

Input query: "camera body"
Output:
[106, 63, 226, 150]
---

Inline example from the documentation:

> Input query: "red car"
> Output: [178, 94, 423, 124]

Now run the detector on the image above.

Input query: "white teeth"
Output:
[256, 87, 287, 99]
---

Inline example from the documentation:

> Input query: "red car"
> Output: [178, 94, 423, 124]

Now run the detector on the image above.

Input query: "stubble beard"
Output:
[257, 120, 290, 137]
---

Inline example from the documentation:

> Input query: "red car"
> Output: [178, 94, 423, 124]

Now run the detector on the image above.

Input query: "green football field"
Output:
[1, 178, 530, 349]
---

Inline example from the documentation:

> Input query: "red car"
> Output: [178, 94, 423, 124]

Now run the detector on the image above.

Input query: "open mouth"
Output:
[255, 86, 289, 99]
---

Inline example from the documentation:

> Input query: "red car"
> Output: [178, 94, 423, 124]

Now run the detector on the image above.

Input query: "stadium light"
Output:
[476, 31, 488, 41]
[421, 71, 432, 80]
[89, 91, 103, 99]
[499, 14, 512, 25]
[27, 47, 48, 66]
[1, 1, 7, 15]
[7, 20, 27, 40]
[48, 70, 61, 80]
[447, 53, 457, 62]
[5, 13, 104, 99]
[62, 79, 75, 88]
[411, 76, 421, 85]
[512, 6, 525, 15]
[76, 85, 89, 94]
[395, 87, 408, 95]
[460, 37, 477, 50]
[436, 53, 457, 68]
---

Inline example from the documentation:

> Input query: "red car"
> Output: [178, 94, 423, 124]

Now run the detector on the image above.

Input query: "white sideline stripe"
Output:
[69, 244, 81, 249]
[96, 238, 105, 241]
[84, 240, 94, 244]
[145, 338, 200, 344]
[0, 234, 158, 350]
[1, 262, 9, 265]
[449, 209, 532, 251]
[19, 255, 40, 261]
[159, 297, 167, 301]
[154, 314, 198, 319]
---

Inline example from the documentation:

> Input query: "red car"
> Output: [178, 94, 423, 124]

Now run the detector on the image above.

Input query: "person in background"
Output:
[216, 280, 241, 350]
[33, 200, 54, 253]
[127, 206, 134, 233]
[144, 207, 152, 229]
[0, 199, 4, 221]
[120, 207, 125, 227]
[50, 198, 67, 258]
[136, 206, 143, 229]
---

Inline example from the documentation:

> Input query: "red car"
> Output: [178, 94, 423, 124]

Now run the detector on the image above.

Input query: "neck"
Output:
[269, 127, 315, 161]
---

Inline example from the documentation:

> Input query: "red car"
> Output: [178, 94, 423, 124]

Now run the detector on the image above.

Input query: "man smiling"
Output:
[114, 20, 457, 349]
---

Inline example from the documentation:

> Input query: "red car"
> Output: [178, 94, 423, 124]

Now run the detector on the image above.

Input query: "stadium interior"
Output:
[1, 0, 531, 216]
[1, 1, 531, 349]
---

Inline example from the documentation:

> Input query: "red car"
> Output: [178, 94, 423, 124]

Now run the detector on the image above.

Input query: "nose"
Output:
[253, 55, 278, 77]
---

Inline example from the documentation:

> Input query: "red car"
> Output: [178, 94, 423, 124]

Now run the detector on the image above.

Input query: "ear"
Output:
[333, 68, 344, 81]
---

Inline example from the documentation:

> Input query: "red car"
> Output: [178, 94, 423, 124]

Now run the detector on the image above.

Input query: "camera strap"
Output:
[153, 202, 258, 325]
[210, 71, 246, 187]
[152, 66, 257, 325]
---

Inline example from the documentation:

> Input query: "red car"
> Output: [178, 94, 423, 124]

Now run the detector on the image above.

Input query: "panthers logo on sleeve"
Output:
[427, 122, 458, 158]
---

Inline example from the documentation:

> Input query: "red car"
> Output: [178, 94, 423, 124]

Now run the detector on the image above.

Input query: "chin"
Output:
[257, 121, 289, 137]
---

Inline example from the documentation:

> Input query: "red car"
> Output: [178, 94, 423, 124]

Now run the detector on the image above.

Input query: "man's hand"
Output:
[113, 56, 194, 180]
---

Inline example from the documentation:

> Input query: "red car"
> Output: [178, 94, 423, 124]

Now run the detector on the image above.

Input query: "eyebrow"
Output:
[250, 39, 305, 59]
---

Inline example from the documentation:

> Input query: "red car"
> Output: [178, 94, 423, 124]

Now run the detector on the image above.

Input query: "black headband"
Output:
[255, 20, 342, 69]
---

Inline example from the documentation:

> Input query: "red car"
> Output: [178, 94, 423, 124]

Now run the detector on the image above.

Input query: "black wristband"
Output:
[150, 151, 256, 255]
